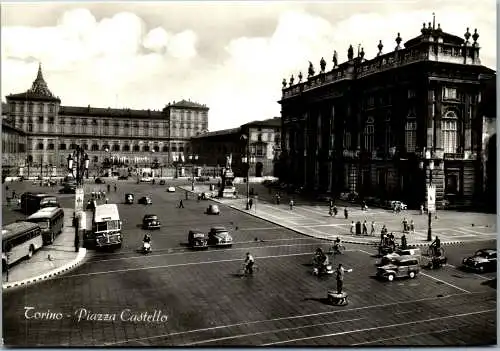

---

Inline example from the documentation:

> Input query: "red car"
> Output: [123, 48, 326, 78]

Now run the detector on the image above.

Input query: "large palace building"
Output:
[3, 64, 209, 177]
[279, 20, 496, 209]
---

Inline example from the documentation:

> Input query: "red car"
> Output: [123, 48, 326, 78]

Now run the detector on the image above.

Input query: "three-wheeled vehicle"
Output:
[424, 247, 447, 269]
[125, 193, 134, 204]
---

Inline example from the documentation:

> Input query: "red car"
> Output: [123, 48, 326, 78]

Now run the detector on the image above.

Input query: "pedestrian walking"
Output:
[420, 204, 424, 215]
[350, 221, 355, 234]
[114, 184, 117, 192]
[107, 184, 111, 192]
[370, 221, 376, 236]
[402, 217, 408, 233]
[179, 199, 184, 208]
[401, 233, 407, 249]
[333, 205, 338, 217]
[276, 194, 281, 205]
[344, 207, 348, 219]
[362, 220, 368, 235]
[289, 199, 294, 210]
[249, 198, 253, 210]
[410, 219, 415, 233]
[74, 229, 80, 252]
[105, 197, 109, 204]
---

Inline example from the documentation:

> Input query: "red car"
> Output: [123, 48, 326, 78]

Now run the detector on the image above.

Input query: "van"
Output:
[376, 256, 420, 281]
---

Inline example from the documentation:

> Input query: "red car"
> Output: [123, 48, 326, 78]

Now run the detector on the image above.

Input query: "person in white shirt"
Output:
[245, 252, 255, 274]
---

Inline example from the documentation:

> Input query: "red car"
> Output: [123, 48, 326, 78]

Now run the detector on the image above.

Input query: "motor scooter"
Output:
[313, 263, 334, 275]
[142, 241, 152, 254]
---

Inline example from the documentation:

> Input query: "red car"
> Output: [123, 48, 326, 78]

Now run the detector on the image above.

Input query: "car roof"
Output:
[395, 256, 419, 262]
[477, 249, 496, 254]
[144, 214, 157, 217]
[211, 226, 227, 231]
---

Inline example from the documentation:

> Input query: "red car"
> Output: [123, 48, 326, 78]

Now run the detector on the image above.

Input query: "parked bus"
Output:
[92, 204, 122, 249]
[20, 192, 60, 215]
[26, 207, 65, 245]
[2, 222, 43, 271]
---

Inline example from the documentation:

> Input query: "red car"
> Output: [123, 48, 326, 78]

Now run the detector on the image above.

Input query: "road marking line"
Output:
[458, 227, 497, 235]
[64, 252, 333, 278]
[183, 317, 365, 346]
[104, 291, 480, 346]
[357, 249, 373, 255]
[238, 226, 282, 231]
[351, 328, 457, 345]
[261, 309, 495, 345]
[85, 242, 333, 264]
[419, 272, 471, 293]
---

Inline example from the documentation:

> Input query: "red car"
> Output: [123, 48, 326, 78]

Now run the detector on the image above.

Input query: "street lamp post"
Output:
[188, 154, 199, 191]
[241, 134, 256, 210]
[67, 146, 90, 187]
[419, 151, 435, 242]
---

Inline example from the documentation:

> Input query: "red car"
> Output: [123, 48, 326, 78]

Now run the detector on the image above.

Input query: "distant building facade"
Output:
[279, 21, 495, 208]
[4, 64, 208, 177]
[190, 117, 281, 177]
[2, 113, 27, 178]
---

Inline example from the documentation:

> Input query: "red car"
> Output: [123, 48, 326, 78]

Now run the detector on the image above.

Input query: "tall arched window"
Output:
[442, 110, 458, 153]
[405, 110, 417, 152]
[385, 112, 392, 153]
[364, 117, 374, 152]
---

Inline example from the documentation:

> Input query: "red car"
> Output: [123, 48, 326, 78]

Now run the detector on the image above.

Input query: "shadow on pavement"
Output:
[481, 278, 497, 289]
[303, 297, 337, 306]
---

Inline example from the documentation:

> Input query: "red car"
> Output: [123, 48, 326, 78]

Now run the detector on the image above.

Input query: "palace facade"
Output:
[4, 64, 209, 176]
[190, 117, 281, 177]
[279, 21, 496, 209]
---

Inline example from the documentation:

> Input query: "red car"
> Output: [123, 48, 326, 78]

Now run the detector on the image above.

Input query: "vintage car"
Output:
[378, 248, 421, 266]
[138, 196, 153, 205]
[167, 186, 176, 192]
[206, 204, 220, 215]
[59, 182, 77, 194]
[376, 256, 420, 281]
[207, 226, 232, 247]
[95, 178, 105, 184]
[142, 214, 161, 230]
[390, 201, 408, 211]
[125, 193, 134, 204]
[188, 230, 208, 249]
[462, 249, 497, 273]
[159, 179, 166, 185]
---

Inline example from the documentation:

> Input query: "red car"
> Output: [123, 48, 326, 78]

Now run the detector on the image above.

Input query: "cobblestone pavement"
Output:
[182, 184, 497, 247]
[2, 181, 496, 347]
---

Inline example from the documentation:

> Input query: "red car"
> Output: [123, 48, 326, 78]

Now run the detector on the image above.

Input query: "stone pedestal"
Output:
[221, 186, 236, 198]
[327, 291, 348, 306]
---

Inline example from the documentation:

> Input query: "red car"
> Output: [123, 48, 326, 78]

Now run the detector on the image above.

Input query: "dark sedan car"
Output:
[188, 230, 208, 249]
[462, 249, 497, 273]
[138, 196, 153, 205]
[142, 214, 161, 230]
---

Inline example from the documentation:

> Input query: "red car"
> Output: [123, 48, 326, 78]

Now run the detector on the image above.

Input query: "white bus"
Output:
[2, 222, 43, 271]
[26, 207, 65, 245]
[93, 204, 122, 249]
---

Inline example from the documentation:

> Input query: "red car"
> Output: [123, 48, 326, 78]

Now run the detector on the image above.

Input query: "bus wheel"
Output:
[28, 245, 34, 259]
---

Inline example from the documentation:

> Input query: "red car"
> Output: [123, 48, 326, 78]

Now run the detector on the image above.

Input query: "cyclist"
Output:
[245, 252, 255, 274]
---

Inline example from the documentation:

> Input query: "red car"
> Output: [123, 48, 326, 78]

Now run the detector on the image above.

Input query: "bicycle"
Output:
[236, 263, 259, 276]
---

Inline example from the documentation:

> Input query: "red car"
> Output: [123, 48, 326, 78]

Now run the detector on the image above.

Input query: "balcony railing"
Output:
[444, 152, 464, 160]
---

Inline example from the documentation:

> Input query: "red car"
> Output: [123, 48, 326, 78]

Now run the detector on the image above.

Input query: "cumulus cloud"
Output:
[1, 2, 495, 132]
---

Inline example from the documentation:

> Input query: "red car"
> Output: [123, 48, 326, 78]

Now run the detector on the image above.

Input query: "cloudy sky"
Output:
[1, 1, 496, 131]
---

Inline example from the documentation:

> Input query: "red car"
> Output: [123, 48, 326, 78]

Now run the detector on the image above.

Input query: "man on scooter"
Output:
[333, 237, 342, 254]
[143, 233, 151, 243]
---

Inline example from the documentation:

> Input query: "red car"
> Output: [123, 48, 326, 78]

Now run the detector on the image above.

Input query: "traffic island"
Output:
[327, 291, 348, 306]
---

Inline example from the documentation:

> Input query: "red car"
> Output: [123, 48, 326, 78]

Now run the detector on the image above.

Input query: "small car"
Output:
[207, 226, 232, 247]
[142, 214, 161, 230]
[206, 204, 220, 215]
[390, 201, 408, 211]
[376, 256, 420, 281]
[138, 196, 153, 205]
[95, 178, 105, 184]
[140, 177, 153, 183]
[188, 230, 208, 249]
[462, 249, 497, 273]
[167, 186, 176, 192]
[159, 179, 166, 185]
[125, 193, 134, 204]
[378, 248, 421, 266]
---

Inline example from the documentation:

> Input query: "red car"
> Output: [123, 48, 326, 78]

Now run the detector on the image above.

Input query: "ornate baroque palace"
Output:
[279, 19, 496, 209]
[3, 64, 209, 177]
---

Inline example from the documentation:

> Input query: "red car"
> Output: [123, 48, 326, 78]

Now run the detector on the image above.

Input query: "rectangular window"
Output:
[443, 87, 457, 100]
[405, 121, 417, 152]
[442, 120, 457, 153]
[385, 125, 392, 152]
[364, 125, 374, 152]
[407, 89, 416, 99]
[343, 131, 351, 149]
